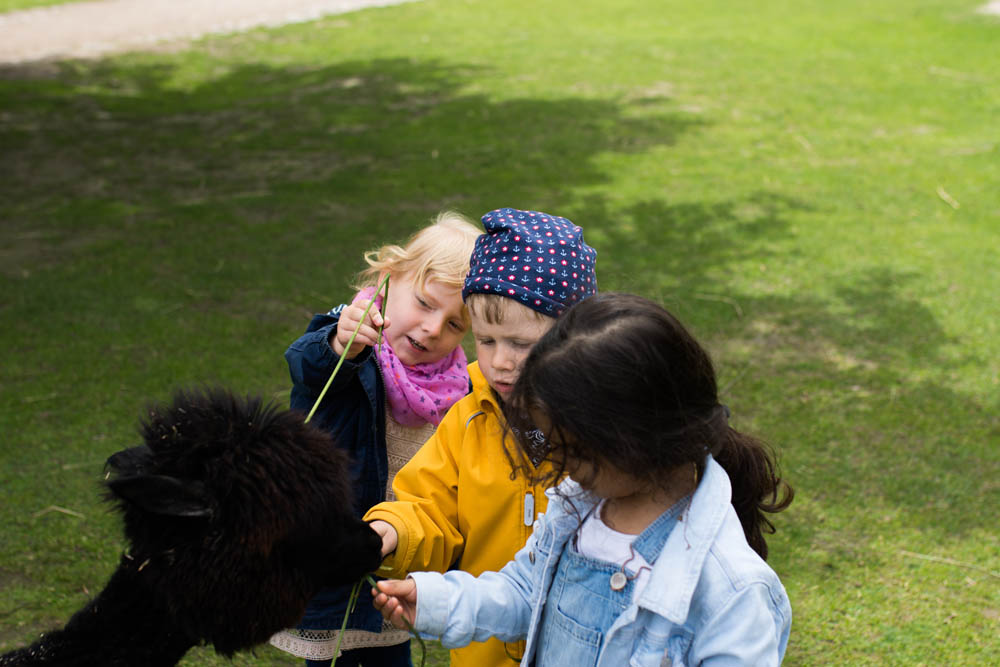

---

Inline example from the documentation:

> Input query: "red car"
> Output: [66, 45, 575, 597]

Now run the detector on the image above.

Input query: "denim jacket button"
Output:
[529, 551, 535, 564]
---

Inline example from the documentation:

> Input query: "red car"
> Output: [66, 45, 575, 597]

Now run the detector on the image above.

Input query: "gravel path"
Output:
[0, 0, 418, 64]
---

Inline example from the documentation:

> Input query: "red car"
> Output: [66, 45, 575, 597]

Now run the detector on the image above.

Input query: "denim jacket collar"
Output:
[637, 455, 731, 623]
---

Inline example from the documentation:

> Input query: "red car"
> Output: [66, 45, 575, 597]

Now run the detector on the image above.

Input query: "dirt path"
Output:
[0, 0, 418, 64]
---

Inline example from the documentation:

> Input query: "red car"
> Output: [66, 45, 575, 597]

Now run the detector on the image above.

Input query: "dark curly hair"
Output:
[505, 292, 793, 560]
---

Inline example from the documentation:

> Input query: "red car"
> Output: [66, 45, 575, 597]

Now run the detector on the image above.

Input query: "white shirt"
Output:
[575, 500, 653, 599]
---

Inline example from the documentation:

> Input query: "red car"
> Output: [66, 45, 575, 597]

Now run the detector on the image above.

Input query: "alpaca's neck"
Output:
[1, 558, 196, 666]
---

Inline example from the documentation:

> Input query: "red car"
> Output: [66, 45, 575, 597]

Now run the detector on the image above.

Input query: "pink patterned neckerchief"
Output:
[353, 287, 469, 427]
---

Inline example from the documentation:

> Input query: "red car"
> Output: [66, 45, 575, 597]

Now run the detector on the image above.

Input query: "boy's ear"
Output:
[107, 474, 213, 518]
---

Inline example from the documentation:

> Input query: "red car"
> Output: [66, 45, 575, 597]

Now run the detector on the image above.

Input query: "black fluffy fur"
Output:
[1, 388, 382, 666]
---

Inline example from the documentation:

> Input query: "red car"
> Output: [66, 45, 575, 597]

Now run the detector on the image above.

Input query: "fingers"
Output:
[385, 599, 413, 629]
[356, 304, 385, 330]
[372, 587, 402, 625]
[334, 304, 388, 358]
[347, 296, 386, 326]
[377, 578, 415, 597]
[372, 580, 417, 628]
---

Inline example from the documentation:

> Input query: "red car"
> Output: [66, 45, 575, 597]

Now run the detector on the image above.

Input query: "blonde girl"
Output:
[270, 212, 481, 667]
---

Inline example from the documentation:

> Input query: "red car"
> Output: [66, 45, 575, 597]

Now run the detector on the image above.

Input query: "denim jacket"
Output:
[285, 304, 387, 632]
[411, 455, 792, 666]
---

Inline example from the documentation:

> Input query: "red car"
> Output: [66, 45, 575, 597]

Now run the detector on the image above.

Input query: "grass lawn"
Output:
[1, 0, 997, 664]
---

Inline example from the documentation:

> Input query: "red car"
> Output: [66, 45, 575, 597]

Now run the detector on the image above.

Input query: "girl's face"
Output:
[563, 456, 640, 501]
[531, 410, 640, 501]
[382, 273, 468, 367]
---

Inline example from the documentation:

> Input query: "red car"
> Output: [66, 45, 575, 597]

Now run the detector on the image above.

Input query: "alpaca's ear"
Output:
[107, 474, 213, 518]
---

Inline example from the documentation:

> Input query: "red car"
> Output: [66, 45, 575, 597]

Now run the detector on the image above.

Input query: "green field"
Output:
[1, 0, 997, 664]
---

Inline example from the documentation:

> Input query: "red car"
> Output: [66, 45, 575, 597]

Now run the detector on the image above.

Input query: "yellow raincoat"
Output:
[365, 361, 552, 666]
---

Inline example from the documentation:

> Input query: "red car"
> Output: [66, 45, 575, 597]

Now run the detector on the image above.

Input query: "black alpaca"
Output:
[1, 388, 382, 666]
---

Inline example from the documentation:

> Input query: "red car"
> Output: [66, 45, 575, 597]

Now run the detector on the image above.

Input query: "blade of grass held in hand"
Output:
[304, 274, 389, 424]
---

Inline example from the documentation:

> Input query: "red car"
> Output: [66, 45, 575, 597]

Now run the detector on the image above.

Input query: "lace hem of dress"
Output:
[268, 622, 410, 659]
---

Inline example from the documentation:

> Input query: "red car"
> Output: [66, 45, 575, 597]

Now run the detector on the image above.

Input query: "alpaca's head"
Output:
[104, 388, 382, 655]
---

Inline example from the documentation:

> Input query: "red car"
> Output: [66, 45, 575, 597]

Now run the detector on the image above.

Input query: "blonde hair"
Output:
[466, 293, 550, 325]
[355, 211, 481, 290]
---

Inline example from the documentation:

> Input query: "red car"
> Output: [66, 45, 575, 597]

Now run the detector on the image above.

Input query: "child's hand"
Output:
[369, 520, 399, 557]
[331, 301, 389, 359]
[373, 579, 417, 629]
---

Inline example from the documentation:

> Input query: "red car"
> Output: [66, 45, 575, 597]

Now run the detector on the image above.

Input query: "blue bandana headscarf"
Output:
[462, 208, 598, 316]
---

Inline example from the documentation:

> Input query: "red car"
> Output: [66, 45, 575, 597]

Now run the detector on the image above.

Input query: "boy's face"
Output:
[470, 301, 553, 400]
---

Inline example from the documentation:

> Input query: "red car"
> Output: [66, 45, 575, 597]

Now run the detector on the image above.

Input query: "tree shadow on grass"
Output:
[567, 192, 807, 293]
[0, 54, 707, 406]
[0, 56, 706, 278]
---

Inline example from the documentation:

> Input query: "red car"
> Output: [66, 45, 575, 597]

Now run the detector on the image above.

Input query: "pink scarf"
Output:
[353, 287, 469, 427]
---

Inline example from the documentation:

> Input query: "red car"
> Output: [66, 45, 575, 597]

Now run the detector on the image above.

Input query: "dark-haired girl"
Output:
[374, 292, 794, 666]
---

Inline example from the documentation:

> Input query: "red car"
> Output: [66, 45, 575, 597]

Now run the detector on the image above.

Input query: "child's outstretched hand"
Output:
[373, 579, 417, 629]
[332, 300, 389, 359]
